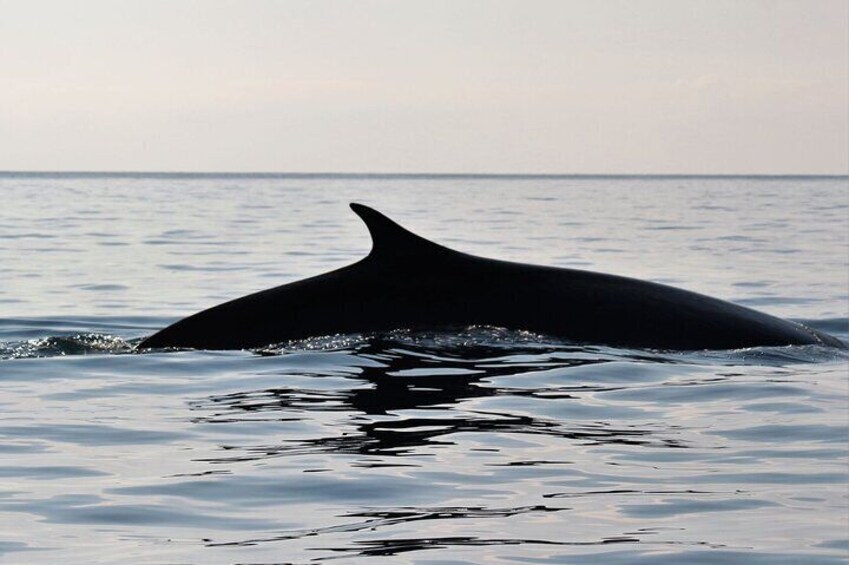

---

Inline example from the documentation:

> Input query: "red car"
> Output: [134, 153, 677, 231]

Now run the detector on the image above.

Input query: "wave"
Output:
[0, 333, 137, 359]
[2, 323, 846, 364]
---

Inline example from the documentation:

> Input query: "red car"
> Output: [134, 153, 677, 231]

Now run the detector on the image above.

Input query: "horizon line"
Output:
[1, 170, 847, 179]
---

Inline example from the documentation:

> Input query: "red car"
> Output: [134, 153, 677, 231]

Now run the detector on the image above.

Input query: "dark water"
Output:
[1, 174, 847, 564]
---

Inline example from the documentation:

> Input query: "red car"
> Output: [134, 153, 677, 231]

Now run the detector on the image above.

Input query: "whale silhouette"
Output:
[138, 203, 844, 351]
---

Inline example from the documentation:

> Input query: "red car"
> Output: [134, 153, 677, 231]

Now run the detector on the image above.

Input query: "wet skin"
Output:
[138, 203, 845, 351]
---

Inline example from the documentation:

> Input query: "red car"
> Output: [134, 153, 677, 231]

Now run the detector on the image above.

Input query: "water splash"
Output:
[0, 333, 136, 360]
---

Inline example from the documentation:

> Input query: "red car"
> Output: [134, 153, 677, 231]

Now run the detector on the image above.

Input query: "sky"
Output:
[1, 0, 847, 174]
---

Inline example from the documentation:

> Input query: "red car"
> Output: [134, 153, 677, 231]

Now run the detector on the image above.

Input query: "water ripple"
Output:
[0, 175, 846, 564]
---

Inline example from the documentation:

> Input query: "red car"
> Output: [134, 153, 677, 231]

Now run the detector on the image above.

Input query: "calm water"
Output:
[0, 173, 847, 564]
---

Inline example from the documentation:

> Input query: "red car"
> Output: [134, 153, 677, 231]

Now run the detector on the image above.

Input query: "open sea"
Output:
[0, 172, 847, 564]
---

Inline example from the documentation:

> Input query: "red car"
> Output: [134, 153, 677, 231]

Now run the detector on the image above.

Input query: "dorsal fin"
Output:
[349, 203, 451, 262]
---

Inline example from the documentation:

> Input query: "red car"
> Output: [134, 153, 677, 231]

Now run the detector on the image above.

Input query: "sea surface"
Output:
[0, 172, 847, 564]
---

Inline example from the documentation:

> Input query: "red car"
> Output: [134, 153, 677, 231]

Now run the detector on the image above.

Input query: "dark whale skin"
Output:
[138, 203, 845, 351]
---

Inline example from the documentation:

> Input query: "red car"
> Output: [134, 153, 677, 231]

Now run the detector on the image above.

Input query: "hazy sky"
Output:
[1, 0, 847, 174]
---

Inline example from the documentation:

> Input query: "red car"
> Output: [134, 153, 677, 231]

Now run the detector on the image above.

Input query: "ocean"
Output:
[0, 172, 847, 564]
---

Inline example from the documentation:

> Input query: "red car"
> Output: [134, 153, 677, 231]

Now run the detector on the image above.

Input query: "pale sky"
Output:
[1, 0, 847, 174]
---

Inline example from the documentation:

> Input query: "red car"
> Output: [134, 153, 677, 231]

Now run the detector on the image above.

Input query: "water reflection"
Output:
[209, 504, 564, 548]
[192, 334, 687, 463]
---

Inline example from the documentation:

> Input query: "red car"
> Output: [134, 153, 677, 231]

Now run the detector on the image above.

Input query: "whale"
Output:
[138, 203, 845, 351]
